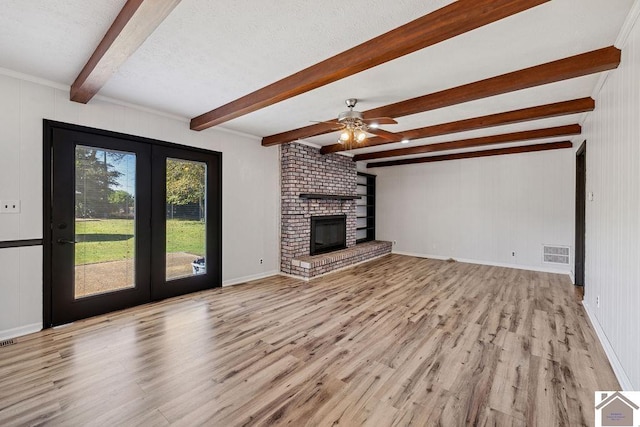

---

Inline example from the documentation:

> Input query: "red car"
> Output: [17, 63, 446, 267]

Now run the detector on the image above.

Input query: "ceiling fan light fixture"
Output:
[317, 99, 397, 150]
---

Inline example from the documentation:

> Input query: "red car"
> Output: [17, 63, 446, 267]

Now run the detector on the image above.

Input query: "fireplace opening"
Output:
[310, 215, 346, 256]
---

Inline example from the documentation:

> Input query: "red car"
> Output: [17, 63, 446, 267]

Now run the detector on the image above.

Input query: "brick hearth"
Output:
[291, 240, 392, 279]
[281, 142, 391, 278]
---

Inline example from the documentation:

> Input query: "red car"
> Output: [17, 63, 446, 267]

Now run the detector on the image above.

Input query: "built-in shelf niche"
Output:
[356, 172, 376, 243]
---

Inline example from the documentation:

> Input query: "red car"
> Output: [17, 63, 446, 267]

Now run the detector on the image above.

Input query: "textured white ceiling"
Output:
[100, 0, 454, 117]
[0, 0, 127, 84]
[0, 0, 635, 158]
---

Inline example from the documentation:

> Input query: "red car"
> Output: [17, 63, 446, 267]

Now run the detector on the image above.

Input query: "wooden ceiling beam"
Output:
[191, 0, 549, 131]
[70, 0, 181, 104]
[321, 97, 594, 154]
[367, 141, 573, 168]
[353, 124, 580, 162]
[263, 46, 619, 146]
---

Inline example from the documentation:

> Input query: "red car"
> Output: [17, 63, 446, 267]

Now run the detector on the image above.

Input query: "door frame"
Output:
[574, 140, 586, 287]
[43, 120, 223, 328]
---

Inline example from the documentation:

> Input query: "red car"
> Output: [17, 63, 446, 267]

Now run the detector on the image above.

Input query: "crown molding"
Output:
[204, 125, 261, 141]
[615, 0, 640, 48]
[0, 67, 69, 91]
[0, 66, 264, 141]
[591, 0, 640, 100]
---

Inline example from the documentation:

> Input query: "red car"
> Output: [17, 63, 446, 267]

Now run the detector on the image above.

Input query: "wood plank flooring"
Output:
[0, 254, 618, 426]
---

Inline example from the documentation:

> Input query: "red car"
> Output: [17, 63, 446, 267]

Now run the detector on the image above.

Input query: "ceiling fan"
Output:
[315, 99, 405, 148]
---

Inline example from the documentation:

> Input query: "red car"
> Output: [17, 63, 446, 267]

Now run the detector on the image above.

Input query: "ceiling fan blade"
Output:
[311, 120, 341, 125]
[367, 128, 404, 142]
[364, 117, 397, 125]
[309, 120, 344, 132]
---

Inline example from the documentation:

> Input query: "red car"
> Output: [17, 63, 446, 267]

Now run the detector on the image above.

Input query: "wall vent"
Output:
[543, 245, 570, 265]
[0, 338, 16, 347]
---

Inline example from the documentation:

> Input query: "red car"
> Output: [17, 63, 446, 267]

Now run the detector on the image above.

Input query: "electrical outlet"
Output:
[512, 251, 516, 257]
[393, 241, 397, 245]
[596, 295, 600, 308]
[0, 200, 20, 213]
[259, 259, 263, 264]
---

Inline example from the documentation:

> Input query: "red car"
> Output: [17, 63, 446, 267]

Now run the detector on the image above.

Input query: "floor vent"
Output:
[543, 245, 570, 265]
[0, 338, 16, 347]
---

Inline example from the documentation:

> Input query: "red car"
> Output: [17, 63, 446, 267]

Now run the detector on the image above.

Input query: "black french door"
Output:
[44, 121, 221, 326]
[151, 145, 222, 300]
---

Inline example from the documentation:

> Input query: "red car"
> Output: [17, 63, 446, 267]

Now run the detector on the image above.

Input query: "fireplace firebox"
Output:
[310, 215, 347, 256]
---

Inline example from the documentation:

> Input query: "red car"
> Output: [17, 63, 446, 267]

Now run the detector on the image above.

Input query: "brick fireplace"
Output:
[280, 142, 391, 278]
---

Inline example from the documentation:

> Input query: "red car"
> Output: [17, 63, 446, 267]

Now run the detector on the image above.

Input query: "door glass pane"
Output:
[74, 146, 136, 298]
[166, 158, 207, 280]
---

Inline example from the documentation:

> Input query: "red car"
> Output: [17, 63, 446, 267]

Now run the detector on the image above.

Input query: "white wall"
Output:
[0, 72, 280, 339]
[372, 148, 575, 273]
[580, 4, 640, 391]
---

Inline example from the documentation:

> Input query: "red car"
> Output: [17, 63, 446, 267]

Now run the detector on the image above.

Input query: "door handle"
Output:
[57, 238, 77, 245]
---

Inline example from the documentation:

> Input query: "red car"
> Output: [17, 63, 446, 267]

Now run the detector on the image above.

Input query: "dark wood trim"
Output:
[70, 0, 181, 103]
[322, 98, 594, 154]
[575, 140, 587, 287]
[366, 141, 572, 168]
[190, 0, 549, 131]
[356, 171, 376, 179]
[0, 239, 43, 249]
[354, 124, 580, 161]
[576, 140, 586, 156]
[299, 193, 361, 200]
[263, 47, 619, 146]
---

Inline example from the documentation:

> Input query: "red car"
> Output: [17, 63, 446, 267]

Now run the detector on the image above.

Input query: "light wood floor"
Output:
[0, 254, 618, 426]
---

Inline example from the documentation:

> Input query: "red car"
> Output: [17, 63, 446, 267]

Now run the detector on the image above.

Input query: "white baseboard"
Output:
[222, 270, 279, 287]
[392, 250, 572, 277]
[0, 323, 42, 341]
[582, 301, 634, 391]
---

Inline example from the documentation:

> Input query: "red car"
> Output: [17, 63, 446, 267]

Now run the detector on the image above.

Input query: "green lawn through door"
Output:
[74, 219, 205, 265]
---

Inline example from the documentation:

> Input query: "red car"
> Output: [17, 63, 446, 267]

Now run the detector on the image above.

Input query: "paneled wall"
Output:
[372, 148, 575, 274]
[0, 73, 280, 339]
[581, 6, 640, 390]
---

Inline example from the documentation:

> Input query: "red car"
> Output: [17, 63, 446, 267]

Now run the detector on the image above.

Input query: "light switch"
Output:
[0, 200, 20, 213]
[588, 192, 594, 202]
